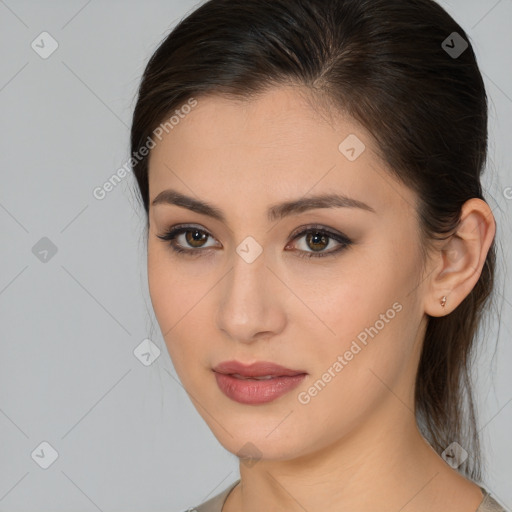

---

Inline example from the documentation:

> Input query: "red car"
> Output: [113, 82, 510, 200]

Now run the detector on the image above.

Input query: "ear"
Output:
[424, 198, 496, 317]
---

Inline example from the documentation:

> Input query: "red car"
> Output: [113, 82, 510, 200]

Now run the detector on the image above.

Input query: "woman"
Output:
[130, 0, 507, 510]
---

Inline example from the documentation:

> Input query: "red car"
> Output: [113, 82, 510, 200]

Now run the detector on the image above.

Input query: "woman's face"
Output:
[147, 86, 430, 461]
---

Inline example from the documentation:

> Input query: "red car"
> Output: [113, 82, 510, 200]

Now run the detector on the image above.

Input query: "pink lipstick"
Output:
[213, 360, 307, 404]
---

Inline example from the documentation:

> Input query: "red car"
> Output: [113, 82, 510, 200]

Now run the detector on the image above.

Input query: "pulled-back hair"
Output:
[130, 0, 497, 482]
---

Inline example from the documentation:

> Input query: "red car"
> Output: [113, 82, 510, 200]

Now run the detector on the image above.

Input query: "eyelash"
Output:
[156, 224, 353, 259]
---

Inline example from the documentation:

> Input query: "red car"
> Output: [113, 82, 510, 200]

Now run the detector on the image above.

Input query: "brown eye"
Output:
[287, 225, 353, 259]
[156, 225, 219, 256]
[305, 232, 330, 252]
[184, 229, 209, 248]
[157, 223, 353, 259]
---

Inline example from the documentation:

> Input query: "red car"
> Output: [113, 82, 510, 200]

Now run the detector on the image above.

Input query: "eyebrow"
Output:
[151, 188, 376, 223]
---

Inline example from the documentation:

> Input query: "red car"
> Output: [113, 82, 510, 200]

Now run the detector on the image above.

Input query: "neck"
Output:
[224, 403, 482, 512]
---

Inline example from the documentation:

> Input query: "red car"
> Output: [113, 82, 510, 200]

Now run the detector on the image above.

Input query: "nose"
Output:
[215, 248, 287, 344]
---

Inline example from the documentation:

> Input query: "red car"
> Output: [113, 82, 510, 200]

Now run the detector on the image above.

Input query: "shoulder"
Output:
[182, 479, 240, 512]
[476, 487, 508, 512]
[180, 481, 508, 512]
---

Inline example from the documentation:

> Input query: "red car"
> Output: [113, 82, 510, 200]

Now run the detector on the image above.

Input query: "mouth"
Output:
[212, 360, 307, 378]
[228, 374, 282, 380]
[212, 360, 307, 404]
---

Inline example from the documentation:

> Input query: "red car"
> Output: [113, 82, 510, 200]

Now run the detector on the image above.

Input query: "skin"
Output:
[146, 85, 495, 511]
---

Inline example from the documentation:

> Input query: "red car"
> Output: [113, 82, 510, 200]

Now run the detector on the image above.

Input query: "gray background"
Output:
[0, 1, 511, 511]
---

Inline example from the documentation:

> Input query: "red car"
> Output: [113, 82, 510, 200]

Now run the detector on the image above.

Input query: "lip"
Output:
[212, 360, 307, 405]
[213, 360, 306, 378]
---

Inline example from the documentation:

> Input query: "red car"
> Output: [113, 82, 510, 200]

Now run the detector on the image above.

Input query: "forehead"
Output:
[147, 86, 417, 220]
[151, 86, 369, 154]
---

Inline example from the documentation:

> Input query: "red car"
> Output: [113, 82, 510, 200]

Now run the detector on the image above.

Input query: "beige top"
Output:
[188, 479, 508, 512]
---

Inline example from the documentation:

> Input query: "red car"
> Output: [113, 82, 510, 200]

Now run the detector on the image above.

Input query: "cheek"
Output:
[147, 239, 199, 324]
[292, 300, 413, 442]
[148, 244, 175, 326]
[147, 245, 188, 357]
[299, 243, 419, 391]
[147, 243, 213, 376]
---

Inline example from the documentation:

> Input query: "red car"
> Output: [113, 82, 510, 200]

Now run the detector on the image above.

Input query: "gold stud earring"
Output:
[440, 295, 447, 307]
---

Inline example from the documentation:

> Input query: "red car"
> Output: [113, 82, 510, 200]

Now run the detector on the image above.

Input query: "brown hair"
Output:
[130, 0, 497, 482]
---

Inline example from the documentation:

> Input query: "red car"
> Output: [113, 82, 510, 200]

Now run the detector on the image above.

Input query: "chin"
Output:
[208, 422, 311, 463]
